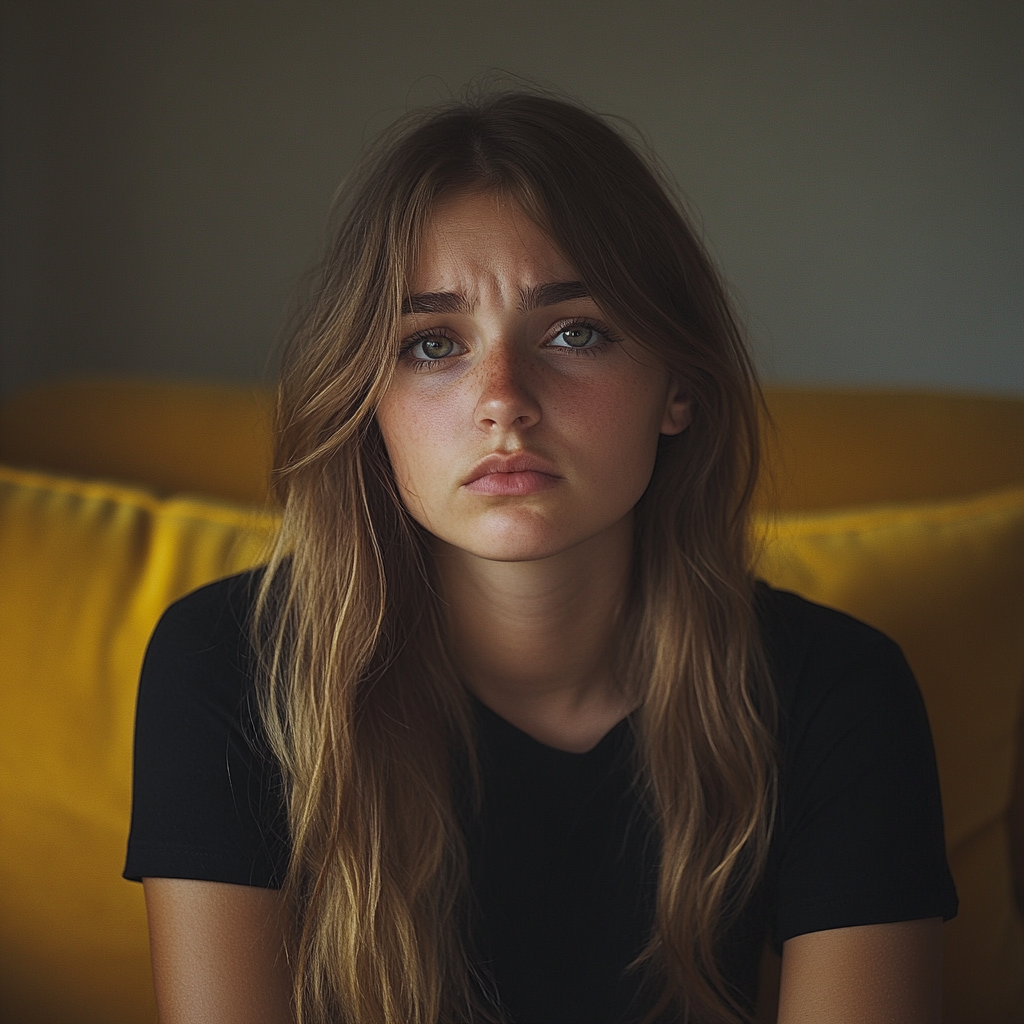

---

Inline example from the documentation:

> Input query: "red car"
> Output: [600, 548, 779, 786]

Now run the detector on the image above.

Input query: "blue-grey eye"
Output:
[416, 336, 455, 359]
[553, 325, 599, 348]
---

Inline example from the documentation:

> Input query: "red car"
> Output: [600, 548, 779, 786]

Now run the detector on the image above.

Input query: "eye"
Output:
[548, 321, 609, 350]
[402, 333, 464, 362]
[416, 336, 455, 359]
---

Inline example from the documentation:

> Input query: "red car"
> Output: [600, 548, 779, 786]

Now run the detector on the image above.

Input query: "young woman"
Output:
[125, 92, 957, 1024]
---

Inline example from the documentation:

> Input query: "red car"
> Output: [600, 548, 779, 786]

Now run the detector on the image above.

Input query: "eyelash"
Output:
[398, 317, 623, 371]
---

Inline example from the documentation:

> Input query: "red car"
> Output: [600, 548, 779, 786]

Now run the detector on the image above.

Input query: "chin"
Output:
[471, 541, 567, 563]
[448, 514, 584, 563]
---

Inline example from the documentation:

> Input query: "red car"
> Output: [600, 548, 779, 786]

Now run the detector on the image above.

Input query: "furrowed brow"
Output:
[519, 280, 591, 311]
[401, 291, 472, 315]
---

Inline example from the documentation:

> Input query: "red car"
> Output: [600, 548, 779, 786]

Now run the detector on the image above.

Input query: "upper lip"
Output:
[462, 451, 561, 485]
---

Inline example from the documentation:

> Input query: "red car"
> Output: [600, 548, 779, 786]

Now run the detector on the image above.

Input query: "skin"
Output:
[376, 190, 691, 750]
[144, 878, 292, 1024]
[144, 192, 943, 1023]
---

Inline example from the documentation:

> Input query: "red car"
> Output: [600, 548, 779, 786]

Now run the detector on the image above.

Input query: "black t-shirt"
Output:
[124, 571, 957, 1022]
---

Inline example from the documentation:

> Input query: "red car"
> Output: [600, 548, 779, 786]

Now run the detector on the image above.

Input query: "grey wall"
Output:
[2, 1, 1021, 398]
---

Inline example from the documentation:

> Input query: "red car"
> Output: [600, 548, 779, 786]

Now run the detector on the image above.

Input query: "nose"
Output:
[473, 341, 541, 433]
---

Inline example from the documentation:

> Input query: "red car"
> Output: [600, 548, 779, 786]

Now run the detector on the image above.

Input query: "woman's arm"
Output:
[776, 918, 943, 1024]
[143, 878, 294, 1024]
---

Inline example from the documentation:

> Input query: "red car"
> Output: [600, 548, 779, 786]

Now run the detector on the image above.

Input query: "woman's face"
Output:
[375, 191, 691, 563]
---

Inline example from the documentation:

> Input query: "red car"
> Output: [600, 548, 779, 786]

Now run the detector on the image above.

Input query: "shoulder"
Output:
[755, 584, 957, 940]
[755, 582, 907, 680]
[754, 582, 921, 745]
[127, 566, 288, 887]
[754, 582, 945, 863]
[138, 568, 268, 737]
[148, 568, 265, 661]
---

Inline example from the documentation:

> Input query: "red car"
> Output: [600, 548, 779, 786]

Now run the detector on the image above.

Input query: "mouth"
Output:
[462, 452, 562, 496]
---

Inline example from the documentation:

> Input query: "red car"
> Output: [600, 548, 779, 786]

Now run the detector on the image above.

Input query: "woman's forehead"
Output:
[400, 280, 592, 317]
[408, 192, 577, 301]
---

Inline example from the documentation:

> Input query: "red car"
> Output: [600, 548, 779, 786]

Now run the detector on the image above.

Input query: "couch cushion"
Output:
[754, 486, 1024, 1022]
[0, 465, 277, 1024]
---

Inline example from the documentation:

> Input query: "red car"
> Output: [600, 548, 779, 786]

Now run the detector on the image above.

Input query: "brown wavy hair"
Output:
[256, 89, 776, 1023]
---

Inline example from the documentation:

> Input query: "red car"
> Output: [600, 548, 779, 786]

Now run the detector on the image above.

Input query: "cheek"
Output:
[375, 388, 461, 501]
[560, 375, 666, 490]
[594, 417, 662, 506]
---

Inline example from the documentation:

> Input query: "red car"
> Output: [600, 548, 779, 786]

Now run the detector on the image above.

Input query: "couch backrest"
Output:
[0, 466, 278, 1024]
[2, 380, 1022, 511]
[0, 380, 275, 506]
[758, 388, 1024, 510]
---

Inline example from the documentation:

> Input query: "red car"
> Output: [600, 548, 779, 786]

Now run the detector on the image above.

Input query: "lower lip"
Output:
[464, 471, 560, 496]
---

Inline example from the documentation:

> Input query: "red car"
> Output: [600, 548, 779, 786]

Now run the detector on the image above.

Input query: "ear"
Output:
[660, 379, 693, 436]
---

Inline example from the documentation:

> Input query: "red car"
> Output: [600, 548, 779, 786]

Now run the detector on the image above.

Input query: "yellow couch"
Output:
[1, 380, 1022, 1024]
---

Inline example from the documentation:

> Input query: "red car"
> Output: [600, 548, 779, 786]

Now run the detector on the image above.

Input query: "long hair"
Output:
[256, 89, 776, 1024]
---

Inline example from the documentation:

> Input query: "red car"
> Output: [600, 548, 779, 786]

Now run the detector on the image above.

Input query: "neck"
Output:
[434, 513, 636, 752]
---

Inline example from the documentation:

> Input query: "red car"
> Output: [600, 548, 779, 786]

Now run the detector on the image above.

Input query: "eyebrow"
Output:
[400, 280, 590, 316]
[519, 280, 590, 311]
[401, 291, 470, 315]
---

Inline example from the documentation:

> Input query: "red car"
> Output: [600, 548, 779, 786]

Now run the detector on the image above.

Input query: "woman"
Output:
[125, 91, 957, 1023]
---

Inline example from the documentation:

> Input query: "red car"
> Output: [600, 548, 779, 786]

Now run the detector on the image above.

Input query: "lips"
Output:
[462, 452, 562, 495]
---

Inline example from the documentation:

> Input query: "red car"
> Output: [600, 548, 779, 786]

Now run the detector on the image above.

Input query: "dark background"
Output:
[2, 0, 1021, 399]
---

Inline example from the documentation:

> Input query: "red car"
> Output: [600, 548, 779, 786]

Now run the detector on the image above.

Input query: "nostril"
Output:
[473, 386, 542, 432]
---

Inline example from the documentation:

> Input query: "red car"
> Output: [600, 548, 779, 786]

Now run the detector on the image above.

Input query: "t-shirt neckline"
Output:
[469, 690, 635, 760]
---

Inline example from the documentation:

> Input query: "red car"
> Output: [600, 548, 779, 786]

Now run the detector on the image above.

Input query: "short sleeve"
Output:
[762, 589, 958, 948]
[123, 571, 289, 887]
